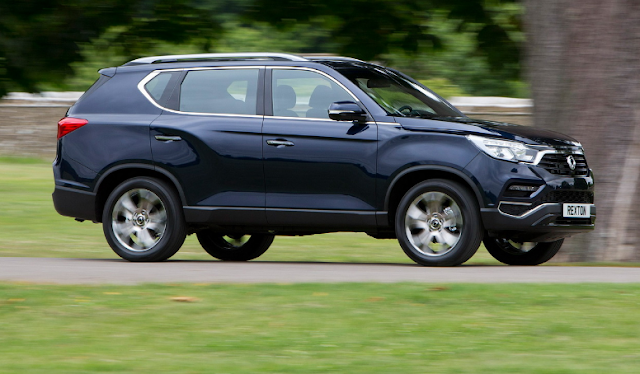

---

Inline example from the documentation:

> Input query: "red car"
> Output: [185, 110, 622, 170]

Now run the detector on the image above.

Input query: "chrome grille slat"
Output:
[538, 153, 589, 176]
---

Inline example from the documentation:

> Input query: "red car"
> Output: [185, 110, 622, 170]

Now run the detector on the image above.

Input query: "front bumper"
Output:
[482, 203, 596, 242]
[464, 150, 596, 242]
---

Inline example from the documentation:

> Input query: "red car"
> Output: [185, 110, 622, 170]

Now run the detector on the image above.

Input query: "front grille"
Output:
[554, 218, 593, 225]
[538, 153, 589, 176]
[540, 190, 594, 204]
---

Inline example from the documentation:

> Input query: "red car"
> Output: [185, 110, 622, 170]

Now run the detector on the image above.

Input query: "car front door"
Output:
[262, 67, 378, 229]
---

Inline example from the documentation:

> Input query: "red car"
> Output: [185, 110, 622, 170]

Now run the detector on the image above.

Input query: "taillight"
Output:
[57, 117, 88, 139]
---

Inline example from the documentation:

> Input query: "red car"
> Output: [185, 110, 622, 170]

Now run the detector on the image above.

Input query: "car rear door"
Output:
[147, 67, 267, 226]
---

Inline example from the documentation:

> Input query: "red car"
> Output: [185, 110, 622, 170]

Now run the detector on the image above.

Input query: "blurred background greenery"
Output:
[0, 0, 526, 97]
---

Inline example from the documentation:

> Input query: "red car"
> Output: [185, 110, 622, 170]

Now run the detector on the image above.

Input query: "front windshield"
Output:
[335, 65, 463, 118]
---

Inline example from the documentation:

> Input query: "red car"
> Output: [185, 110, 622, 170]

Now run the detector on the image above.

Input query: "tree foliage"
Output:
[0, 0, 219, 96]
[0, 0, 523, 96]
[246, 0, 521, 75]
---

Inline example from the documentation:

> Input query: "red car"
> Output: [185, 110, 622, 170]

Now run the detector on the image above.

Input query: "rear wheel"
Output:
[395, 179, 482, 266]
[197, 231, 274, 261]
[483, 236, 564, 265]
[102, 177, 186, 262]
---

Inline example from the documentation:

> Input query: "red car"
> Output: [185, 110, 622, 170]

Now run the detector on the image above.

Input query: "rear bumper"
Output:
[481, 203, 596, 242]
[52, 186, 98, 222]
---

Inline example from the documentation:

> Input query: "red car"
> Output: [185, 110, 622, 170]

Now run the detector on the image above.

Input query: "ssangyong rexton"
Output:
[52, 53, 595, 266]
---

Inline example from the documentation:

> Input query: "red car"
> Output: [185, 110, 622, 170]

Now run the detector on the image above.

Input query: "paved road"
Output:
[1, 257, 640, 284]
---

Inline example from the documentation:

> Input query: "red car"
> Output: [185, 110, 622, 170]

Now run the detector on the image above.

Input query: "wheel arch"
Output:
[94, 163, 186, 223]
[384, 165, 484, 226]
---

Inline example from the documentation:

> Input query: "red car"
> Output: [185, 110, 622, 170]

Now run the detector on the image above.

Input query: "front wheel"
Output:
[395, 179, 482, 266]
[197, 231, 274, 261]
[483, 236, 564, 265]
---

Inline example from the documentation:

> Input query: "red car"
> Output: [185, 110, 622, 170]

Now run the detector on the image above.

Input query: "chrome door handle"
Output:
[154, 135, 182, 142]
[266, 139, 295, 147]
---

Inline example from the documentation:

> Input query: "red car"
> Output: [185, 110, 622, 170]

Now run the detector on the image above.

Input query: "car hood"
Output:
[396, 116, 580, 147]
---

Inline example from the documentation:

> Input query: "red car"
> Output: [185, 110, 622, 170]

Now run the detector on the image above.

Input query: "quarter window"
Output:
[180, 69, 259, 115]
[144, 71, 181, 104]
[272, 69, 353, 119]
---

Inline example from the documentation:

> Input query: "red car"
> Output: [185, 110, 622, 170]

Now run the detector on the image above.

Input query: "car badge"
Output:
[566, 155, 577, 171]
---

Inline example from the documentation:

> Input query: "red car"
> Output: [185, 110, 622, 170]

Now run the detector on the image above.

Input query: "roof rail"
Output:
[124, 53, 309, 65]
[303, 56, 365, 63]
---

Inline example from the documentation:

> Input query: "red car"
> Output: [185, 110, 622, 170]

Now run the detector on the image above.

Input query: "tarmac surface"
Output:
[1, 257, 640, 284]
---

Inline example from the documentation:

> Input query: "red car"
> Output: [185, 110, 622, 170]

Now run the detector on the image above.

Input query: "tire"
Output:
[483, 236, 564, 265]
[197, 231, 274, 261]
[395, 179, 482, 266]
[102, 177, 186, 262]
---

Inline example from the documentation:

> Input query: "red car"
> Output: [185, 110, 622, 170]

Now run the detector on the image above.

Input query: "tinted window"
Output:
[272, 69, 352, 119]
[180, 69, 259, 115]
[336, 66, 462, 118]
[145, 72, 175, 102]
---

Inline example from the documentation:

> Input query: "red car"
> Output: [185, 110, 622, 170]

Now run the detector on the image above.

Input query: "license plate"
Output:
[563, 203, 591, 218]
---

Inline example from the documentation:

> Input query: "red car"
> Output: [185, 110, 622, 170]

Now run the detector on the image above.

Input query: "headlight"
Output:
[467, 135, 540, 163]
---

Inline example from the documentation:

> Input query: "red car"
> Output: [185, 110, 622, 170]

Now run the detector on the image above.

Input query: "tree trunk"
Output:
[525, 0, 640, 261]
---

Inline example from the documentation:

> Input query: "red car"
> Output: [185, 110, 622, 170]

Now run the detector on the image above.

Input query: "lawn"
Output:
[2, 158, 640, 374]
[0, 157, 501, 264]
[1, 282, 639, 373]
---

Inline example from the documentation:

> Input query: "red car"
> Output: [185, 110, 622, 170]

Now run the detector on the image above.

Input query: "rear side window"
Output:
[145, 73, 173, 101]
[179, 69, 259, 115]
[144, 71, 182, 107]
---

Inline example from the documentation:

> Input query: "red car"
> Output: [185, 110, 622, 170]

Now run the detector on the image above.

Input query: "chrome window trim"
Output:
[267, 116, 383, 126]
[137, 66, 265, 117]
[156, 110, 264, 119]
[267, 115, 339, 123]
[268, 66, 362, 104]
[137, 65, 366, 118]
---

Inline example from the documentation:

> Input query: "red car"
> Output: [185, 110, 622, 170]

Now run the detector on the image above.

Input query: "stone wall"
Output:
[0, 105, 68, 159]
[0, 93, 79, 159]
[449, 96, 533, 127]
[0, 94, 533, 160]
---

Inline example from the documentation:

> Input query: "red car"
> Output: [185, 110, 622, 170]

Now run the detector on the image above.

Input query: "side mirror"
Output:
[328, 101, 368, 122]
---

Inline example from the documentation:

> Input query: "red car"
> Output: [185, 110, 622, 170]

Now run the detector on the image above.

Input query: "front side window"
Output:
[336, 66, 462, 118]
[180, 69, 259, 115]
[272, 69, 353, 119]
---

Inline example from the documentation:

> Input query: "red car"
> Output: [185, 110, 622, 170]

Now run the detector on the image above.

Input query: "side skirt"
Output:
[183, 206, 388, 232]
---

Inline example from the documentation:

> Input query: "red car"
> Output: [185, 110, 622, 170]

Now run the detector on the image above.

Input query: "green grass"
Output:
[2, 158, 640, 372]
[1, 282, 639, 373]
[0, 157, 503, 264]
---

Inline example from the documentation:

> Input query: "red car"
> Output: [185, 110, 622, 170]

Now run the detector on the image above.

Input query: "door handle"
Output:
[154, 135, 182, 142]
[266, 139, 295, 147]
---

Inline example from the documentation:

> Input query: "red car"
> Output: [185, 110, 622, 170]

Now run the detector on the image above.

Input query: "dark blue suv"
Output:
[52, 53, 595, 266]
